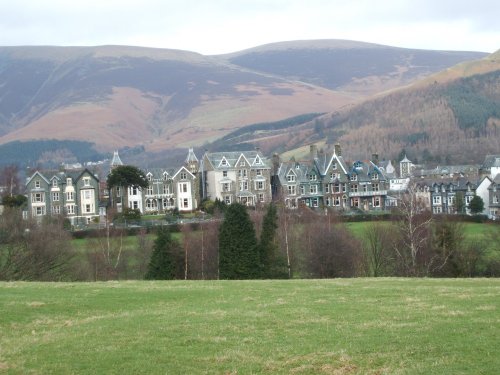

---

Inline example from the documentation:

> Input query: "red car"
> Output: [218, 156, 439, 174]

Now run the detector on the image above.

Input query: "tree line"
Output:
[1, 195, 499, 281]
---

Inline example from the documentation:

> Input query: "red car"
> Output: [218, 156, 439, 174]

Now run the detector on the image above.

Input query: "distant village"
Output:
[21, 143, 500, 227]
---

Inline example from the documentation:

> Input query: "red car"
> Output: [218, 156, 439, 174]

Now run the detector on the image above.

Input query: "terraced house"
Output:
[274, 144, 388, 211]
[26, 169, 100, 225]
[201, 150, 272, 206]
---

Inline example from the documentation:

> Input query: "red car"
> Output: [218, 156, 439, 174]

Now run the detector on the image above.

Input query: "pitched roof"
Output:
[204, 151, 270, 170]
[111, 151, 123, 167]
[185, 148, 198, 163]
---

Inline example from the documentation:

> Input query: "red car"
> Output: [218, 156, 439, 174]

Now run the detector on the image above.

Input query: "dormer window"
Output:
[67, 178, 72, 186]
[254, 155, 263, 165]
[239, 160, 245, 167]
[332, 162, 337, 170]
[163, 172, 168, 181]
[35, 180, 41, 188]
[371, 173, 378, 180]
[287, 173, 296, 183]
[220, 157, 229, 167]
[350, 174, 357, 181]
[309, 174, 317, 181]
[52, 179, 58, 187]
[180, 172, 187, 180]
[83, 177, 91, 186]
[147, 173, 152, 181]
[330, 173, 336, 180]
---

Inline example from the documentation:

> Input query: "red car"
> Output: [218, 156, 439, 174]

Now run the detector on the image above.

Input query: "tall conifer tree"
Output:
[259, 203, 288, 278]
[219, 203, 259, 279]
[145, 227, 180, 280]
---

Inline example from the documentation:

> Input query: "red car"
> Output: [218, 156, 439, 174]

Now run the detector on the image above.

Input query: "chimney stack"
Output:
[372, 153, 379, 165]
[334, 143, 342, 156]
[310, 144, 318, 160]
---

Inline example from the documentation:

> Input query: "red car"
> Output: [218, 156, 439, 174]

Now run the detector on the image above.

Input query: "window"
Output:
[35, 180, 41, 188]
[66, 178, 72, 186]
[352, 198, 359, 208]
[66, 191, 74, 201]
[330, 173, 336, 180]
[222, 183, 230, 192]
[300, 186, 305, 195]
[183, 198, 189, 208]
[238, 169, 247, 178]
[220, 158, 228, 167]
[309, 174, 317, 181]
[351, 184, 358, 193]
[131, 187, 138, 195]
[239, 181, 248, 191]
[350, 174, 357, 181]
[310, 185, 318, 194]
[287, 185, 296, 195]
[371, 173, 379, 180]
[163, 173, 168, 181]
[52, 179, 58, 187]
[259, 193, 265, 202]
[332, 162, 337, 170]
[163, 185, 170, 194]
[52, 192, 59, 201]
[84, 190, 92, 200]
[180, 183, 188, 193]
[373, 183, 379, 192]
[147, 186, 153, 195]
[256, 169, 262, 176]
[312, 198, 319, 207]
[333, 183, 340, 193]
[66, 205, 75, 215]
[256, 181, 264, 190]
[52, 206, 61, 215]
[239, 160, 245, 166]
[433, 206, 442, 214]
[85, 204, 92, 213]
[35, 206, 45, 216]
[363, 184, 368, 192]
[342, 183, 347, 193]
[465, 195, 473, 204]
[325, 184, 329, 193]
[147, 174, 152, 181]
[131, 201, 139, 209]
[373, 197, 381, 207]
[83, 177, 91, 186]
[287, 174, 296, 182]
[223, 171, 228, 177]
[116, 186, 121, 197]
[433, 196, 442, 205]
[180, 172, 187, 180]
[224, 195, 231, 204]
[334, 196, 340, 206]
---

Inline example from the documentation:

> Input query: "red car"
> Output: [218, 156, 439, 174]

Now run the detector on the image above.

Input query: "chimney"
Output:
[372, 153, 379, 165]
[334, 143, 342, 156]
[310, 144, 318, 160]
[272, 153, 280, 174]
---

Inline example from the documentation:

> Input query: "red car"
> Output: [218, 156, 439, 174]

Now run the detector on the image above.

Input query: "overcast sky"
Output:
[0, 0, 498, 54]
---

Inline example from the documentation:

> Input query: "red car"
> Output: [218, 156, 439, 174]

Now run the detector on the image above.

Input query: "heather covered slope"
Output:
[0, 41, 487, 155]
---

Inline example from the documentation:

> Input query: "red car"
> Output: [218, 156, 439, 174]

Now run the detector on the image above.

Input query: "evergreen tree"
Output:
[219, 203, 259, 279]
[259, 203, 288, 278]
[145, 227, 180, 280]
[469, 195, 485, 215]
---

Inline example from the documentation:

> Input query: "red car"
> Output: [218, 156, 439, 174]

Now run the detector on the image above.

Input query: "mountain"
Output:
[236, 50, 500, 164]
[0, 41, 489, 165]
[223, 40, 487, 97]
[0, 45, 353, 153]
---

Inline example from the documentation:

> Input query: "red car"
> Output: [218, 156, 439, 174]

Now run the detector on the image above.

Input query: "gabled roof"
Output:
[172, 166, 196, 180]
[204, 151, 270, 170]
[26, 171, 50, 186]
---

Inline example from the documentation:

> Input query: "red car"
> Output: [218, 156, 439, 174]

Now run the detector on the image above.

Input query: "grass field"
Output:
[1, 279, 498, 374]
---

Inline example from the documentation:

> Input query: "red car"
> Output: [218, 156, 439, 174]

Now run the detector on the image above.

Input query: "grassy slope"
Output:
[1, 279, 498, 374]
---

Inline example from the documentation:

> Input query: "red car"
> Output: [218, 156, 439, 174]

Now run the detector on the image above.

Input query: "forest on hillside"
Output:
[309, 70, 500, 164]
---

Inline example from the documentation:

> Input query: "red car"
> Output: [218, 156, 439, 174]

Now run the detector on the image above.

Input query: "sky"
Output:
[0, 0, 498, 54]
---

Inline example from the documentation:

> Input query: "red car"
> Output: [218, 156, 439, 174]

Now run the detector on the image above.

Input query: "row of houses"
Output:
[24, 145, 500, 223]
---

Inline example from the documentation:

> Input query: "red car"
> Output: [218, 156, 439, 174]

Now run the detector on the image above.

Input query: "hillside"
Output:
[222, 39, 487, 97]
[0, 41, 487, 162]
[246, 51, 500, 164]
[0, 45, 352, 153]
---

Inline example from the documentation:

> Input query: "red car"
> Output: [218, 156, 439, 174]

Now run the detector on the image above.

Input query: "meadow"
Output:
[1, 278, 498, 374]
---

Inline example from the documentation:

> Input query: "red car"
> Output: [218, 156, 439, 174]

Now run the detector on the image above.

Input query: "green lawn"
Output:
[1, 279, 498, 374]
